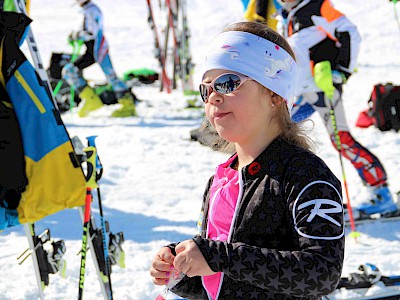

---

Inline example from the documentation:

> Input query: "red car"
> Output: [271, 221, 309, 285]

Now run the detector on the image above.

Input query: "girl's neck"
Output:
[235, 128, 281, 170]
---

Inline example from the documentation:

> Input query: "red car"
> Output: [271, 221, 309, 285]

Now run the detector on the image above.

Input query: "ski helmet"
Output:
[277, 0, 302, 10]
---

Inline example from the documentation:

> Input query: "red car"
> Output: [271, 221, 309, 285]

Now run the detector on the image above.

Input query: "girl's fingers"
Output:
[154, 260, 174, 272]
[150, 267, 171, 278]
[150, 266, 175, 286]
[173, 254, 183, 273]
[160, 249, 175, 264]
[152, 277, 171, 286]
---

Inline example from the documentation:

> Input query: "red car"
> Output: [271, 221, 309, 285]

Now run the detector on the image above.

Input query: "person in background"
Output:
[150, 21, 344, 299]
[62, 0, 137, 117]
[242, 0, 279, 30]
[276, 0, 398, 217]
[1, 0, 30, 13]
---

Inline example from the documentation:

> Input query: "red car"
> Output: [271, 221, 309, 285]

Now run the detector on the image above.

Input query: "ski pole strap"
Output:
[84, 146, 98, 189]
[86, 136, 103, 170]
[86, 135, 103, 181]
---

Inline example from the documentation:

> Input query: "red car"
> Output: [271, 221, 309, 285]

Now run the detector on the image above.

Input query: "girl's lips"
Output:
[214, 112, 230, 119]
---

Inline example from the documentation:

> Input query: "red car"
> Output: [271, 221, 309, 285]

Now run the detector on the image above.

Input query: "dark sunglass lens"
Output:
[214, 74, 241, 94]
[199, 84, 208, 102]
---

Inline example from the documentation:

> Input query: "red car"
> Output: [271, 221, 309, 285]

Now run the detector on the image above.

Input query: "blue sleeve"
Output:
[291, 102, 315, 123]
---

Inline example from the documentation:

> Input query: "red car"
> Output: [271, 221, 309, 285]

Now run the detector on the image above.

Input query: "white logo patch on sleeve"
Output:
[292, 180, 344, 240]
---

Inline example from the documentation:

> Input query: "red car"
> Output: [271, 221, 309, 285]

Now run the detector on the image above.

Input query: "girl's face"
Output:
[204, 69, 277, 146]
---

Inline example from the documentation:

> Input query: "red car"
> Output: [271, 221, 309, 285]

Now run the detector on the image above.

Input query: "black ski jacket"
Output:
[171, 137, 344, 300]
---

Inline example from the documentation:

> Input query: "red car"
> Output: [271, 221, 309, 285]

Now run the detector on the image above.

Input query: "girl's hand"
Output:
[149, 247, 177, 285]
[174, 239, 216, 277]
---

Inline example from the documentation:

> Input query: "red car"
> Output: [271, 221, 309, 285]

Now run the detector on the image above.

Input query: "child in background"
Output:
[150, 21, 344, 300]
[62, 0, 137, 118]
[277, 0, 398, 217]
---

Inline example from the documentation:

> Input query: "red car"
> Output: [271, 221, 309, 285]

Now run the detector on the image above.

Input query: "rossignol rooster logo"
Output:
[292, 180, 344, 240]
[248, 162, 261, 175]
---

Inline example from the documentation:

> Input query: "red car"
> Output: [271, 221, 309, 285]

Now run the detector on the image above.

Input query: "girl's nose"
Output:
[207, 91, 223, 105]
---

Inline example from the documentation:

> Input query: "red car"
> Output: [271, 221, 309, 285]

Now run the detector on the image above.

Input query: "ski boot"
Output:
[356, 184, 398, 216]
[77, 85, 104, 117]
[111, 92, 137, 117]
[109, 231, 125, 268]
[62, 63, 80, 86]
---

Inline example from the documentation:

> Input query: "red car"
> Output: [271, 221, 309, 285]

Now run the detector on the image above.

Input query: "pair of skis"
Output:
[146, 0, 195, 94]
[344, 210, 400, 227]
[326, 263, 400, 300]
[76, 136, 126, 300]
[77, 143, 112, 300]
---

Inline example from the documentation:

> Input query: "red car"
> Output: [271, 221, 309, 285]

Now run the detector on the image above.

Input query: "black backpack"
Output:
[368, 83, 400, 131]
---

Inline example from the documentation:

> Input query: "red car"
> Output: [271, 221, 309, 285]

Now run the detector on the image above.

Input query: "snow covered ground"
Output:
[1, 0, 400, 299]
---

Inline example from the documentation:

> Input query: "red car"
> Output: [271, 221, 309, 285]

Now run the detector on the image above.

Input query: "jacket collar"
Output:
[240, 136, 294, 183]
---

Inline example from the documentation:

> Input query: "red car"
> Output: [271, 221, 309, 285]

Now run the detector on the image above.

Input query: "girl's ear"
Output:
[270, 92, 285, 107]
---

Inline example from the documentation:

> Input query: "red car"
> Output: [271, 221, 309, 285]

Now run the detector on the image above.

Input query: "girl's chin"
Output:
[215, 127, 237, 143]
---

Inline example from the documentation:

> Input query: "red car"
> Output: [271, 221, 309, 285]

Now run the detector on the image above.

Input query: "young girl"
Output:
[149, 22, 344, 300]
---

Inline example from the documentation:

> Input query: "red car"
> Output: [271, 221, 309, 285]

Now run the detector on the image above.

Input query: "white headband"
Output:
[202, 31, 298, 110]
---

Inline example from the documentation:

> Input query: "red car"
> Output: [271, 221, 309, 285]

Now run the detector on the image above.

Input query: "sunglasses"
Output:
[199, 73, 252, 103]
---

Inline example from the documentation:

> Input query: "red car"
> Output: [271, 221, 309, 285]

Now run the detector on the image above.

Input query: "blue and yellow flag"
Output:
[0, 12, 86, 229]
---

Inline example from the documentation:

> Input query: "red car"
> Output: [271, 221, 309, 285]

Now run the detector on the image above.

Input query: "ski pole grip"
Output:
[84, 146, 98, 189]
[314, 61, 335, 100]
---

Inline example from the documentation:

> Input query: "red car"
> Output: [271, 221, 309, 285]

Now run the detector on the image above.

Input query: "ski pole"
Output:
[86, 136, 113, 300]
[314, 61, 359, 239]
[78, 146, 97, 300]
[13, 0, 59, 109]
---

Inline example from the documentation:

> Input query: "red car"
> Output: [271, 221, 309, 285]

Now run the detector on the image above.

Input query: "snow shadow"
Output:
[5, 206, 197, 244]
